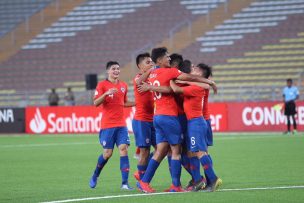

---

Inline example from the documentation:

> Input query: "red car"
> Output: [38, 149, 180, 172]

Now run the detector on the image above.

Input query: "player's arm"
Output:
[170, 80, 184, 94]
[137, 82, 172, 93]
[176, 73, 217, 94]
[175, 80, 210, 89]
[93, 88, 117, 107]
[135, 68, 153, 85]
[124, 101, 135, 107]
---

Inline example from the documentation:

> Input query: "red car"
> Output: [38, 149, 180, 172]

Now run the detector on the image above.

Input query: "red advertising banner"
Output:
[25, 101, 303, 134]
[25, 106, 135, 134]
[227, 101, 304, 132]
[208, 103, 228, 132]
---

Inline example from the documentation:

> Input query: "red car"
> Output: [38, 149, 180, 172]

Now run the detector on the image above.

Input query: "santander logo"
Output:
[29, 108, 47, 133]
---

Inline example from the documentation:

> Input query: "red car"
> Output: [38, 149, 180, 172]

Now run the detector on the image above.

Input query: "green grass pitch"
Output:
[0, 132, 304, 203]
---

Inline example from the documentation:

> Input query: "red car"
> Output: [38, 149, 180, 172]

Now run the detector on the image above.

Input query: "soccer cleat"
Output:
[190, 179, 206, 192]
[136, 181, 156, 193]
[89, 175, 98, 188]
[293, 130, 298, 134]
[207, 178, 222, 192]
[184, 179, 194, 191]
[283, 131, 291, 135]
[121, 184, 134, 190]
[133, 171, 140, 181]
[166, 184, 187, 192]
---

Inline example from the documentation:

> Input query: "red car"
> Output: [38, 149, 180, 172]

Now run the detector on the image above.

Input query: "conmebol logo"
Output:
[29, 108, 46, 133]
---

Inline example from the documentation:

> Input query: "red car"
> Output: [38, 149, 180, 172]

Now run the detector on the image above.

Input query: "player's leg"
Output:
[164, 116, 184, 192]
[292, 114, 297, 133]
[205, 119, 213, 187]
[137, 115, 169, 193]
[138, 141, 169, 193]
[89, 128, 115, 188]
[286, 115, 291, 133]
[192, 118, 221, 192]
[117, 127, 133, 190]
[179, 114, 192, 177]
[132, 119, 153, 180]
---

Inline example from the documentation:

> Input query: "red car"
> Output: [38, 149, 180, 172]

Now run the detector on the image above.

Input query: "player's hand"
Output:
[105, 88, 117, 95]
[210, 81, 217, 94]
[137, 82, 150, 93]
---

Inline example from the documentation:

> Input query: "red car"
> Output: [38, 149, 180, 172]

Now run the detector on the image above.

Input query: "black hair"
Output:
[287, 78, 293, 83]
[169, 53, 183, 68]
[106, 61, 119, 70]
[180, 59, 192, 73]
[196, 63, 213, 78]
[136, 53, 150, 67]
[151, 47, 168, 63]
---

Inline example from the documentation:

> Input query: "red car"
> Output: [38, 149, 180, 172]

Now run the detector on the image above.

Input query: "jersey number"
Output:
[153, 80, 162, 100]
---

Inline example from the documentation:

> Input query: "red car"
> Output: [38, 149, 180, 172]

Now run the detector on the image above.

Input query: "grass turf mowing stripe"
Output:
[40, 185, 304, 203]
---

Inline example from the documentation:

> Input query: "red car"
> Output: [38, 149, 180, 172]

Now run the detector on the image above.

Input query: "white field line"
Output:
[40, 185, 304, 203]
[0, 142, 95, 148]
[1, 134, 303, 148]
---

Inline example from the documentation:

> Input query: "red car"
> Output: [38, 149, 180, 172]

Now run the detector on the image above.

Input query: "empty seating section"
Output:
[179, 0, 304, 101]
[0, 0, 54, 37]
[0, 0, 230, 106]
[1, 0, 304, 105]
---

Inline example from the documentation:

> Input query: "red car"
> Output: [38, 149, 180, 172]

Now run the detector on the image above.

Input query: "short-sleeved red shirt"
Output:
[182, 85, 205, 120]
[148, 68, 182, 116]
[94, 79, 128, 129]
[133, 73, 154, 122]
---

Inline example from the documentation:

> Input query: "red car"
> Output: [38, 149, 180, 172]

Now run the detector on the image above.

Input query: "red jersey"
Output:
[175, 83, 186, 115]
[182, 85, 205, 120]
[133, 73, 154, 122]
[202, 89, 210, 120]
[148, 67, 182, 116]
[94, 79, 128, 129]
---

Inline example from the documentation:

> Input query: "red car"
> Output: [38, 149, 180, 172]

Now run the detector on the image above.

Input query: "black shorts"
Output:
[284, 101, 296, 116]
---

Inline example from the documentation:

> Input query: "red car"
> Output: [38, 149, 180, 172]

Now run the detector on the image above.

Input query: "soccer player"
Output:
[89, 61, 135, 190]
[170, 64, 222, 192]
[137, 47, 217, 193]
[132, 53, 156, 181]
[283, 78, 299, 134]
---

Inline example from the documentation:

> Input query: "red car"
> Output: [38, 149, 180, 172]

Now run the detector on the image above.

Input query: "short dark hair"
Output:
[287, 78, 293, 83]
[136, 53, 150, 68]
[197, 63, 213, 78]
[151, 47, 168, 63]
[106, 61, 119, 70]
[179, 59, 192, 73]
[169, 53, 183, 68]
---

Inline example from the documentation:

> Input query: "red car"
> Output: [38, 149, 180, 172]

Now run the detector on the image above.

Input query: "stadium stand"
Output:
[180, 0, 304, 101]
[0, 0, 54, 37]
[0, 0, 303, 106]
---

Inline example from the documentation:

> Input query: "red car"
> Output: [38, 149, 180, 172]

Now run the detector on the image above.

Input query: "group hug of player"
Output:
[89, 47, 222, 193]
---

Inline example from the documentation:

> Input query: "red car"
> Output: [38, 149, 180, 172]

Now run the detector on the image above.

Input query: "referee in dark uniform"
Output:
[282, 79, 299, 134]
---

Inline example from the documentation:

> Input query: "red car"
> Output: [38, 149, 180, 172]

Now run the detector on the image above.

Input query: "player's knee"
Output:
[103, 150, 113, 159]
[118, 145, 128, 156]
[197, 151, 208, 159]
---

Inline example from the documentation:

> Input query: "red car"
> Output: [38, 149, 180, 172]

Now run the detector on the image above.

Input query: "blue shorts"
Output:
[206, 119, 213, 146]
[153, 115, 182, 145]
[99, 127, 130, 149]
[132, 119, 156, 147]
[187, 117, 208, 152]
[178, 114, 188, 140]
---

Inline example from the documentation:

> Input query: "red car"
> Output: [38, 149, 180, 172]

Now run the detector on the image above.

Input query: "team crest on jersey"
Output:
[146, 138, 150, 144]
[121, 87, 125, 93]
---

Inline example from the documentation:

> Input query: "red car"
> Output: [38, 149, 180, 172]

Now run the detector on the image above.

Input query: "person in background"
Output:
[283, 78, 299, 134]
[48, 88, 59, 106]
[64, 87, 75, 106]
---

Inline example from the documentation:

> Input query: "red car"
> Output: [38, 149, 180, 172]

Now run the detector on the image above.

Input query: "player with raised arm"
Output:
[132, 53, 156, 181]
[137, 47, 217, 193]
[89, 61, 135, 190]
[170, 64, 222, 192]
